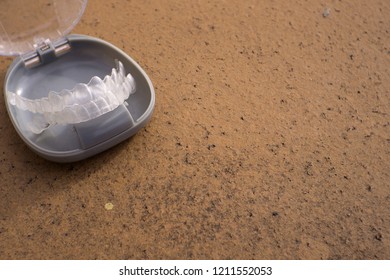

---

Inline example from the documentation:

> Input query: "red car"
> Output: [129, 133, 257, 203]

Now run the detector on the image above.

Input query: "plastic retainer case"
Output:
[1, 0, 155, 162]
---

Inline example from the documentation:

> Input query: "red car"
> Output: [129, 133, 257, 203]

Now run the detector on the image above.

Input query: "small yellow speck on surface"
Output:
[105, 202, 114, 210]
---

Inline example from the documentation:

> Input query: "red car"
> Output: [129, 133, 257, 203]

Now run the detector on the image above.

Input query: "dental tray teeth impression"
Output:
[7, 60, 136, 134]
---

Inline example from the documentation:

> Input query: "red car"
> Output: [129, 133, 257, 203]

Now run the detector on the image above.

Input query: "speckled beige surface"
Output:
[0, 0, 389, 259]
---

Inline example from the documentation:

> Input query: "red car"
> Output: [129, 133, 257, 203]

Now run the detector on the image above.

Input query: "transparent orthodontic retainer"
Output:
[1, 0, 155, 162]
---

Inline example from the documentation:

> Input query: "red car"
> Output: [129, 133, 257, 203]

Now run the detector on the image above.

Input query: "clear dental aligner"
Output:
[7, 60, 136, 134]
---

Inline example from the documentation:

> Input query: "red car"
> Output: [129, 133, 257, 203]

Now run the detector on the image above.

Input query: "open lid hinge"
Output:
[21, 38, 71, 68]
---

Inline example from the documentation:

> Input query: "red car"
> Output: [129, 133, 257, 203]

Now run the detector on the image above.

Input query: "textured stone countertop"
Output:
[0, 0, 389, 259]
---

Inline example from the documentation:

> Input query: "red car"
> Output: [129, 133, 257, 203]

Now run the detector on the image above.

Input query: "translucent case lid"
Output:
[0, 0, 87, 56]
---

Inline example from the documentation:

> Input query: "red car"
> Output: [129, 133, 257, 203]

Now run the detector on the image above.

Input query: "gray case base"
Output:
[4, 34, 155, 162]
